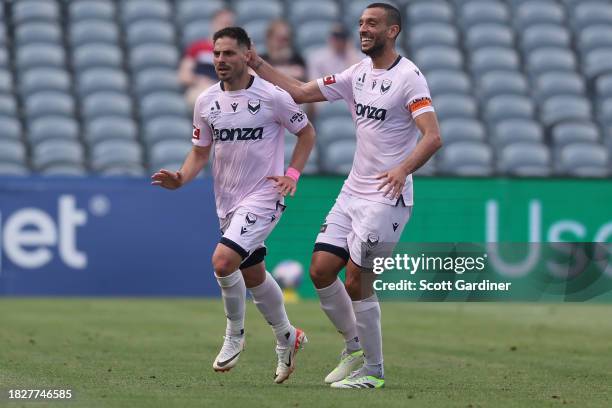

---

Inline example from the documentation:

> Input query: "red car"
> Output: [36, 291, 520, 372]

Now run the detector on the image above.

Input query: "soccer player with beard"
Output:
[248, 3, 442, 389]
[152, 27, 315, 384]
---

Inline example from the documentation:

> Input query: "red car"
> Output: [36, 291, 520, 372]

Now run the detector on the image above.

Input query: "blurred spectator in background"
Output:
[260, 20, 306, 81]
[307, 23, 361, 82]
[178, 9, 235, 107]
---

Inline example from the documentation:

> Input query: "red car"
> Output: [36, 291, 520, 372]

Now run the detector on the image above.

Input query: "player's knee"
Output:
[212, 253, 236, 276]
[309, 262, 335, 288]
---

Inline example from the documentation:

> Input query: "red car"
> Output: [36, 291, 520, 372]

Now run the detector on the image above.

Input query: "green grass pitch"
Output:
[1, 299, 611, 407]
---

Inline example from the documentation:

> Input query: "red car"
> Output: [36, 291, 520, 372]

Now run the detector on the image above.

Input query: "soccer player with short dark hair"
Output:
[249, 3, 442, 388]
[152, 26, 315, 384]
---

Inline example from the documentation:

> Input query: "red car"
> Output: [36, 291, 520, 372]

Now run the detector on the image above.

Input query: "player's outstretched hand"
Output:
[246, 43, 261, 69]
[151, 169, 183, 190]
[267, 175, 297, 197]
[376, 166, 408, 200]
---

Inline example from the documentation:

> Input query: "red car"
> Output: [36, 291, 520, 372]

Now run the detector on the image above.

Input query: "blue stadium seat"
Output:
[459, 1, 510, 29]
[492, 119, 544, 151]
[427, 70, 472, 97]
[126, 20, 176, 48]
[120, 0, 172, 25]
[465, 24, 514, 51]
[526, 47, 577, 78]
[572, 2, 612, 32]
[69, 20, 121, 47]
[440, 118, 486, 145]
[315, 101, 351, 123]
[12, 1, 60, 24]
[552, 122, 600, 151]
[407, 2, 453, 24]
[134, 69, 182, 97]
[318, 117, 355, 145]
[595, 74, 612, 100]
[577, 25, 612, 56]
[0, 25, 7, 47]
[41, 165, 88, 177]
[0, 140, 27, 165]
[0, 70, 12, 94]
[235, 0, 283, 25]
[478, 71, 528, 101]
[19, 68, 71, 96]
[514, 2, 565, 30]
[180, 20, 211, 49]
[28, 116, 79, 144]
[15, 23, 62, 45]
[498, 142, 551, 176]
[101, 165, 146, 177]
[91, 140, 143, 171]
[140, 92, 188, 120]
[149, 140, 192, 170]
[599, 99, 612, 127]
[0, 95, 18, 117]
[16, 44, 66, 71]
[82, 92, 133, 120]
[129, 44, 179, 71]
[484, 95, 535, 124]
[69, 1, 116, 21]
[77, 68, 129, 97]
[72, 43, 123, 71]
[144, 116, 192, 146]
[541, 96, 592, 127]
[321, 139, 356, 175]
[434, 94, 478, 120]
[0, 117, 23, 140]
[0, 49, 7, 68]
[242, 20, 269, 52]
[296, 21, 334, 50]
[409, 23, 459, 50]
[470, 47, 520, 76]
[176, 0, 225, 26]
[521, 24, 571, 54]
[584, 49, 612, 81]
[85, 117, 138, 146]
[0, 163, 30, 176]
[415, 46, 464, 72]
[25, 92, 75, 119]
[289, 1, 340, 26]
[558, 143, 610, 177]
[534, 72, 586, 104]
[32, 140, 85, 170]
[438, 141, 493, 176]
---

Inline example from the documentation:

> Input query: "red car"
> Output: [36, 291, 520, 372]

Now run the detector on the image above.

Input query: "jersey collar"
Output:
[220, 75, 255, 92]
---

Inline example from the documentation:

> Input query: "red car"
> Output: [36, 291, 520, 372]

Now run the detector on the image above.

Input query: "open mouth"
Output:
[361, 38, 373, 47]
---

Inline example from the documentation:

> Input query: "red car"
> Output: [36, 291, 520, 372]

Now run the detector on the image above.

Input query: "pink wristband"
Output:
[285, 167, 301, 182]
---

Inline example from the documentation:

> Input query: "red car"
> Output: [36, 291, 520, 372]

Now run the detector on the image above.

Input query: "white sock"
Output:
[249, 271, 293, 346]
[316, 278, 361, 352]
[216, 270, 246, 337]
[353, 294, 383, 378]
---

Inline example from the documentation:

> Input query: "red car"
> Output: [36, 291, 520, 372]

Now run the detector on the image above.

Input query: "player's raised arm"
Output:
[248, 47, 326, 104]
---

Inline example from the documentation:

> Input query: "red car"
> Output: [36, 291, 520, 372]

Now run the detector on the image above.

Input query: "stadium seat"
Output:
[484, 95, 535, 124]
[120, 0, 172, 25]
[409, 23, 459, 50]
[0, 163, 30, 176]
[318, 117, 355, 145]
[140, 92, 188, 120]
[541, 96, 592, 127]
[180, 20, 211, 49]
[41, 165, 88, 177]
[77, 68, 129, 97]
[289, 1, 340, 26]
[438, 141, 493, 176]
[0, 140, 27, 165]
[415, 46, 464, 72]
[514, 2, 565, 30]
[0, 49, 7, 68]
[149, 140, 192, 170]
[16, 44, 66, 71]
[32, 140, 85, 170]
[144, 116, 192, 146]
[25, 91, 75, 119]
[69, 1, 116, 21]
[534, 72, 586, 104]
[242, 20, 269, 51]
[478, 71, 528, 101]
[427, 70, 471, 97]
[498, 142, 551, 177]
[521, 24, 571, 54]
[176, 0, 225, 26]
[492, 119, 544, 151]
[12, 0, 60, 25]
[465, 24, 514, 51]
[101, 164, 146, 177]
[0, 70, 12, 94]
[0, 117, 23, 141]
[577, 25, 612, 56]
[85, 117, 138, 146]
[235, 0, 283, 25]
[0, 95, 18, 118]
[69, 20, 121, 47]
[134, 69, 182, 97]
[526, 47, 577, 78]
[551, 122, 600, 151]
[584, 49, 612, 81]
[413, 154, 436, 176]
[572, 2, 612, 32]
[91, 140, 143, 171]
[434, 95, 478, 121]
[321, 139, 356, 174]
[296, 21, 334, 50]
[470, 47, 520, 76]
[129, 44, 179, 71]
[19, 68, 71, 96]
[0, 25, 6, 47]
[459, 1, 510, 29]
[315, 101, 351, 123]
[72, 43, 123, 71]
[126, 20, 176, 48]
[558, 143, 610, 177]
[599, 99, 612, 127]
[595, 74, 612, 100]
[440, 118, 486, 145]
[407, 2, 453, 24]
[15, 23, 62, 45]
[28, 116, 79, 144]
[82, 92, 133, 120]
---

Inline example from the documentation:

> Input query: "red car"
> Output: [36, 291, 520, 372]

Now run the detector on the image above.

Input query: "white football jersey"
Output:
[193, 76, 308, 218]
[316, 55, 434, 206]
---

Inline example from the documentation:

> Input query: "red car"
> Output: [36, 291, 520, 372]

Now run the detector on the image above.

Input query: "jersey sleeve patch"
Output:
[323, 75, 336, 86]
[408, 97, 432, 113]
[192, 125, 201, 140]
